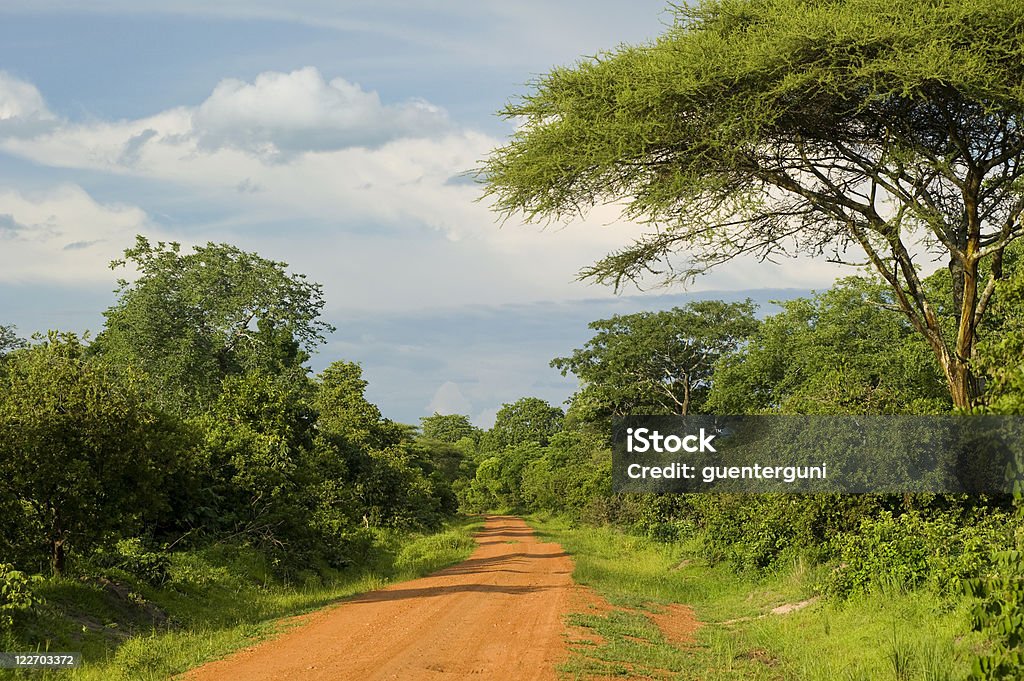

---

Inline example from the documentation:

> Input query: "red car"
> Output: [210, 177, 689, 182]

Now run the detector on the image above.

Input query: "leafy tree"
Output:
[482, 0, 1024, 409]
[0, 334, 182, 575]
[465, 443, 544, 512]
[96, 236, 333, 414]
[315, 361, 404, 451]
[0, 325, 24, 357]
[520, 431, 612, 518]
[314, 362, 449, 528]
[551, 300, 758, 417]
[419, 413, 478, 444]
[707, 278, 951, 415]
[192, 371, 317, 539]
[487, 397, 564, 449]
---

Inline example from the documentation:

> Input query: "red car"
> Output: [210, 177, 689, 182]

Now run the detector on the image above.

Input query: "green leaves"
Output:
[0, 333, 185, 574]
[483, 0, 1024, 408]
[706, 277, 951, 414]
[97, 236, 333, 415]
[552, 299, 758, 418]
[487, 397, 564, 449]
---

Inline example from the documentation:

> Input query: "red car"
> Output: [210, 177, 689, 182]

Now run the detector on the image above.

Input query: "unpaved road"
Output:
[184, 516, 577, 680]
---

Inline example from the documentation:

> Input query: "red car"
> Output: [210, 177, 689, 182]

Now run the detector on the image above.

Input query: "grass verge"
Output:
[529, 515, 985, 681]
[2, 516, 482, 681]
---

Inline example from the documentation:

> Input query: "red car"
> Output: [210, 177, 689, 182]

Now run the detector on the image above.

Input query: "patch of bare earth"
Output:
[646, 603, 700, 646]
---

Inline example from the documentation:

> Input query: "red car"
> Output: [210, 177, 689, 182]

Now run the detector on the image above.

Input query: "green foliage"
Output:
[315, 361, 403, 450]
[0, 324, 25, 356]
[826, 511, 1011, 600]
[487, 396, 564, 449]
[419, 413, 479, 444]
[551, 300, 758, 418]
[0, 333, 185, 575]
[0, 563, 39, 629]
[965, 548, 1024, 680]
[96, 236, 333, 414]
[707, 277, 951, 415]
[976, 245, 1024, 415]
[92, 538, 172, 586]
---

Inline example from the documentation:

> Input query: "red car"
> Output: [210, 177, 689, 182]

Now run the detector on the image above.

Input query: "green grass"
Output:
[529, 515, 985, 681]
[2, 517, 482, 681]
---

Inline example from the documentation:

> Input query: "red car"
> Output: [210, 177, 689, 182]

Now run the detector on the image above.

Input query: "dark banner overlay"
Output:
[612, 416, 1024, 494]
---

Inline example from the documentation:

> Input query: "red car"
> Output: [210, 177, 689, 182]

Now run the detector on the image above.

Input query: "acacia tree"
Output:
[552, 300, 757, 417]
[482, 0, 1024, 408]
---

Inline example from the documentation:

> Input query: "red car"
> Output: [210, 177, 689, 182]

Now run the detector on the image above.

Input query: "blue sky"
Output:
[0, 2, 850, 425]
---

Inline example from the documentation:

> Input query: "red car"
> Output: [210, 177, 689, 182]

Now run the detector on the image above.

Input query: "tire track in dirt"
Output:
[182, 516, 581, 680]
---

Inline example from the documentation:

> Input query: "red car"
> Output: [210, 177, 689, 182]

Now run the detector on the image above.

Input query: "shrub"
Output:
[0, 562, 39, 628]
[93, 538, 172, 586]
[824, 511, 1012, 599]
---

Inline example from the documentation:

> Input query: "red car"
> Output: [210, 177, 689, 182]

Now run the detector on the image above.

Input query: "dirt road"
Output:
[184, 516, 577, 680]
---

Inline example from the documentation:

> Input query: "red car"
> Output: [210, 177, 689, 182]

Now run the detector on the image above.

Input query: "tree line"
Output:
[0, 237, 464, 581]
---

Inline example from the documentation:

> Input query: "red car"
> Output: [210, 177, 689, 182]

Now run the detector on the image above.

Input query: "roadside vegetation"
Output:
[6, 520, 479, 681]
[0, 238, 479, 678]
[533, 516, 985, 681]
[452, 253, 1024, 680]
[5, 2, 1024, 678]
[3, 233, 1023, 679]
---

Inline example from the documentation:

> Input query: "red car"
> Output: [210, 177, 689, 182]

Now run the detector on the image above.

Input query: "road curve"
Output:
[183, 516, 575, 680]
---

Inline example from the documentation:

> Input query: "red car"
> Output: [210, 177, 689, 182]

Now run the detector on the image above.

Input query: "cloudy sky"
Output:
[0, 2, 850, 425]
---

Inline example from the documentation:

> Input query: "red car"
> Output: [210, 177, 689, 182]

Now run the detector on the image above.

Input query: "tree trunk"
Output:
[51, 537, 65, 576]
[947, 357, 981, 411]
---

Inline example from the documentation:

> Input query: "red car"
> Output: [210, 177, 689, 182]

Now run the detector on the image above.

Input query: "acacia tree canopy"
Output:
[482, 0, 1024, 408]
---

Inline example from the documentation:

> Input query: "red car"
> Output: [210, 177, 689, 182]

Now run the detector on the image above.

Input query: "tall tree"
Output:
[482, 0, 1024, 409]
[419, 413, 478, 444]
[488, 397, 564, 449]
[96, 236, 333, 414]
[552, 300, 758, 417]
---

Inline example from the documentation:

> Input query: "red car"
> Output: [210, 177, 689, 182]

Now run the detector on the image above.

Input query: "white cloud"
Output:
[0, 185, 157, 283]
[0, 71, 54, 122]
[192, 67, 450, 156]
[0, 69, 853, 307]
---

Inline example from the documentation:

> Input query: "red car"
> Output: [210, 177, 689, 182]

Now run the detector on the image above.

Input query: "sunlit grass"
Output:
[529, 516, 983, 681]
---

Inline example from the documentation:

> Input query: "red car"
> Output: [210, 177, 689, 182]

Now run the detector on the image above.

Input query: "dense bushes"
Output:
[824, 511, 1014, 599]
[458, 267, 1024, 643]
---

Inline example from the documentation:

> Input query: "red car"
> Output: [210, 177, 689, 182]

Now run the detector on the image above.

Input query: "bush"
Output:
[824, 510, 1012, 599]
[93, 538, 172, 586]
[0, 562, 39, 628]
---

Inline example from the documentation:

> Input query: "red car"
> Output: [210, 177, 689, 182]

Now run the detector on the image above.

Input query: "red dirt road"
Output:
[183, 516, 577, 680]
